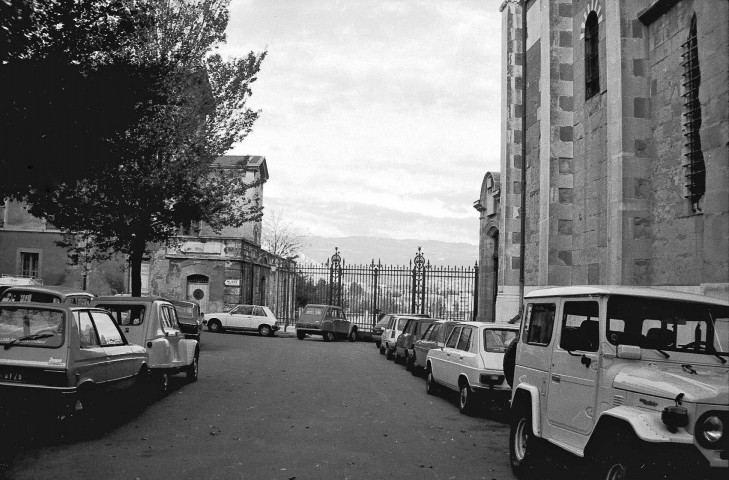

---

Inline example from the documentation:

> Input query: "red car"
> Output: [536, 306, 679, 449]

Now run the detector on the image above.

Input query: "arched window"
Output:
[585, 11, 600, 99]
[681, 14, 705, 212]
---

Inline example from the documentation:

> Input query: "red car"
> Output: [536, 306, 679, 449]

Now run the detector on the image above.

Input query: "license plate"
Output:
[1, 371, 23, 382]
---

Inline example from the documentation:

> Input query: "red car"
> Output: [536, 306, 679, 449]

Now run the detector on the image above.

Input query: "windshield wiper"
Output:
[654, 348, 670, 359]
[711, 352, 727, 364]
[3, 332, 54, 350]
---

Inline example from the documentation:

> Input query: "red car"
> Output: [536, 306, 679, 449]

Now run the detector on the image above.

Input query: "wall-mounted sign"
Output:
[224, 279, 241, 287]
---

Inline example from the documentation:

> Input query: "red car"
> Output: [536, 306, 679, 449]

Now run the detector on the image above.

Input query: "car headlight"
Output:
[702, 415, 724, 444]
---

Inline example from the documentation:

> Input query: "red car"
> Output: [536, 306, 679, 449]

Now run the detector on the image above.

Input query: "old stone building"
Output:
[478, 0, 729, 322]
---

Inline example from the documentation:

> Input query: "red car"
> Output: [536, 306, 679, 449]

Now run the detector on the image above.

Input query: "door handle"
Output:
[446, 353, 451, 357]
[459, 356, 464, 360]
[551, 374, 561, 383]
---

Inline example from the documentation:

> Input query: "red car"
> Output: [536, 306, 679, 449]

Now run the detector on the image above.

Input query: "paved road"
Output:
[1, 331, 518, 480]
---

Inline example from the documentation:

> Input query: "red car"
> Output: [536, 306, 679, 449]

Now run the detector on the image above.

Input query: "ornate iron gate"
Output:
[294, 248, 478, 333]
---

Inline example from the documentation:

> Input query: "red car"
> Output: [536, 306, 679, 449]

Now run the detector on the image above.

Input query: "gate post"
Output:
[328, 247, 342, 306]
[472, 261, 479, 321]
[371, 259, 380, 326]
[412, 247, 426, 314]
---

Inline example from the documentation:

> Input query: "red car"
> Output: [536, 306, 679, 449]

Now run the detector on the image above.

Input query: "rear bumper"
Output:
[0, 383, 78, 413]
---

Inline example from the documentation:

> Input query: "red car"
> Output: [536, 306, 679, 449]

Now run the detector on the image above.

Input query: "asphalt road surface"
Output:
[1, 331, 520, 480]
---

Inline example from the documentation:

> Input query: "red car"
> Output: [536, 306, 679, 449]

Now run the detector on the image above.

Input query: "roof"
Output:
[525, 285, 729, 306]
[459, 321, 519, 329]
[304, 304, 340, 308]
[93, 296, 169, 304]
[2, 285, 93, 296]
[212, 155, 269, 182]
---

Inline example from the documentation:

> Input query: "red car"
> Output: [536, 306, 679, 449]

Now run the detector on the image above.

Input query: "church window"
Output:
[681, 15, 705, 212]
[585, 12, 600, 99]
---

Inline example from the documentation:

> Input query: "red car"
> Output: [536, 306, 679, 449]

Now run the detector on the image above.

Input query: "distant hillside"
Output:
[297, 236, 478, 267]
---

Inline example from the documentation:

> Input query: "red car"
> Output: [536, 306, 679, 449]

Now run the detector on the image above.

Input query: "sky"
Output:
[221, 0, 502, 246]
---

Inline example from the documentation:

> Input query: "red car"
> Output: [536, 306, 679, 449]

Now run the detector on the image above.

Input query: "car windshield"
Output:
[303, 307, 324, 316]
[607, 295, 729, 355]
[1, 290, 62, 303]
[483, 329, 518, 353]
[98, 305, 146, 326]
[0, 306, 65, 348]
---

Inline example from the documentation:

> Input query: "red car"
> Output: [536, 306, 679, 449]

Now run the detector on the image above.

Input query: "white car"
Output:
[381, 314, 427, 359]
[426, 322, 519, 414]
[204, 305, 279, 337]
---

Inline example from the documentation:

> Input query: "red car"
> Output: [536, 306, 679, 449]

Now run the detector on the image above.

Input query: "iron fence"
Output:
[286, 247, 478, 333]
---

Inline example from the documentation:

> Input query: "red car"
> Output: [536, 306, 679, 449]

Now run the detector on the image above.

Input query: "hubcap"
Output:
[514, 418, 528, 461]
[605, 463, 627, 480]
[460, 387, 468, 408]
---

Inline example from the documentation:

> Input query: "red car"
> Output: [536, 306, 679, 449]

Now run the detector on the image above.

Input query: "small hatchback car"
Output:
[381, 314, 428, 358]
[168, 299, 203, 342]
[0, 302, 147, 418]
[296, 304, 357, 342]
[412, 320, 460, 376]
[508, 286, 729, 479]
[426, 321, 519, 414]
[92, 297, 199, 393]
[204, 304, 279, 337]
[394, 317, 437, 368]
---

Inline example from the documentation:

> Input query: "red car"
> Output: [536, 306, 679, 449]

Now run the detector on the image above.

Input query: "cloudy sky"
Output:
[221, 0, 502, 246]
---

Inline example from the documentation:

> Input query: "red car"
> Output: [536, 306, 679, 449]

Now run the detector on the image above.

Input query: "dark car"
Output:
[295, 304, 358, 342]
[394, 317, 438, 368]
[0, 285, 95, 305]
[371, 314, 389, 348]
[168, 299, 203, 342]
[0, 302, 148, 418]
[411, 320, 460, 376]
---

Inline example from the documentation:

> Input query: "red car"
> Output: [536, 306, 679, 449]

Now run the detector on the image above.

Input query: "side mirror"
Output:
[617, 344, 641, 360]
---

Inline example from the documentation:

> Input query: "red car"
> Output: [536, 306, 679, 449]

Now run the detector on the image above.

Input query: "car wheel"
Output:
[323, 331, 334, 342]
[208, 320, 222, 333]
[405, 354, 414, 371]
[386, 348, 394, 360]
[375, 340, 381, 348]
[426, 367, 438, 395]
[594, 432, 646, 480]
[296, 330, 305, 340]
[259, 325, 272, 337]
[156, 371, 169, 396]
[186, 355, 199, 382]
[379, 345, 386, 355]
[459, 381, 477, 415]
[348, 330, 357, 342]
[509, 403, 542, 478]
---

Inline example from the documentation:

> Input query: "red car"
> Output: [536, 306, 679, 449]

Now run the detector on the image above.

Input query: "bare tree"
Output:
[262, 210, 309, 260]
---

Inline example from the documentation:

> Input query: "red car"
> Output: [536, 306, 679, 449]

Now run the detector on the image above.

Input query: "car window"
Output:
[457, 327, 473, 351]
[68, 296, 92, 306]
[90, 311, 125, 346]
[445, 326, 461, 348]
[421, 323, 435, 341]
[483, 329, 518, 353]
[304, 306, 324, 316]
[235, 306, 254, 315]
[166, 306, 180, 329]
[387, 317, 395, 329]
[397, 318, 409, 330]
[523, 303, 556, 346]
[1, 290, 61, 303]
[252, 306, 266, 317]
[76, 311, 100, 348]
[403, 320, 415, 334]
[160, 306, 174, 329]
[560, 301, 599, 352]
[100, 304, 146, 326]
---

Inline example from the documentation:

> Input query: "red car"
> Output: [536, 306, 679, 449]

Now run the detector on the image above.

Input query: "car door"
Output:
[546, 300, 600, 435]
[453, 326, 478, 384]
[226, 305, 251, 330]
[415, 323, 439, 367]
[432, 326, 461, 387]
[74, 310, 108, 385]
[90, 310, 135, 383]
[160, 305, 185, 368]
[251, 306, 268, 329]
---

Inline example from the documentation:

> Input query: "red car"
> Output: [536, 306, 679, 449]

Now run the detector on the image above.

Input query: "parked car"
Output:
[168, 299, 203, 342]
[203, 304, 279, 337]
[1, 285, 95, 305]
[412, 320, 460, 376]
[508, 286, 729, 479]
[426, 321, 519, 414]
[0, 302, 148, 418]
[372, 314, 390, 348]
[394, 317, 437, 368]
[91, 297, 199, 393]
[295, 304, 357, 342]
[381, 314, 428, 359]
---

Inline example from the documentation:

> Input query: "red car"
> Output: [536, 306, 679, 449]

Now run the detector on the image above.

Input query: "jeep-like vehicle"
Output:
[295, 304, 357, 342]
[508, 286, 728, 479]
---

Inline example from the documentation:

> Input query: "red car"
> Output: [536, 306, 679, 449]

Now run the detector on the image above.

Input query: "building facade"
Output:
[483, 0, 729, 322]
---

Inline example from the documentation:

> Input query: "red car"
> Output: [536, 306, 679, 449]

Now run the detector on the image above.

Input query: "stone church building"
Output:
[476, 0, 728, 322]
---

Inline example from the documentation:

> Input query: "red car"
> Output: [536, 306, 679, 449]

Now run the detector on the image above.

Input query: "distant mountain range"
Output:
[296, 236, 478, 267]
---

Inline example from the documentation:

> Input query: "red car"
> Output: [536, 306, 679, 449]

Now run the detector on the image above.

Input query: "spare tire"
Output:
[503, 339, 518, 388]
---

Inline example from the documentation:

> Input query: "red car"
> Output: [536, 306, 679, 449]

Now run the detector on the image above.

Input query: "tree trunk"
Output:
[129, 234, 147, 297]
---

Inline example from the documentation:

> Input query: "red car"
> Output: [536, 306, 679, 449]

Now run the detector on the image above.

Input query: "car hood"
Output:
[613, 364, 729, 404]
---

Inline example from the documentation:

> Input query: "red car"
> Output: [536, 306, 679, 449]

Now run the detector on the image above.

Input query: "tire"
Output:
[426, 367, 438, 395]
[156, 371, 169, 396]
[509, 403, 542, 478]
[405, 354, 415, 371]
[386, 347, 394, 360]
[296, 330, 305, 340]
[186, 355, 199, 382]
[594, 432, 647, 480]
[503, 339, 518, 387]
[394, 352, 403, 364]
[459, 380, 477, 415]
[323, 331, 334, 342]
[348, 330, 357, 342]
[259, 324, 272, 337]
[375, 340, 381, 348]
[208, 320, 222, 333]
[379, 345, 386, 355]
